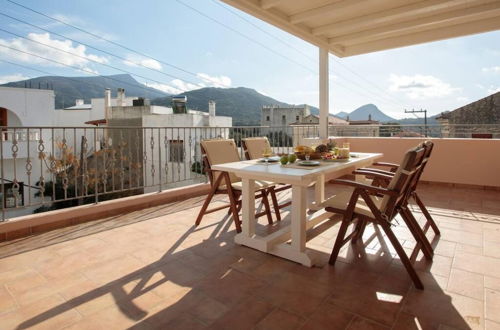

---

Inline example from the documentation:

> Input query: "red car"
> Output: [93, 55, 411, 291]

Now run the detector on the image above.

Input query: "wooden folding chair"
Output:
[323, 145, 429, 289]
[241, 137, 292, 221]
[354, 141, 440, 238]
[195, 139, 276, 233]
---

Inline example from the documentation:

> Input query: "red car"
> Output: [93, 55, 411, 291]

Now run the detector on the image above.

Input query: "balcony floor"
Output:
[0, 183, 500, 329]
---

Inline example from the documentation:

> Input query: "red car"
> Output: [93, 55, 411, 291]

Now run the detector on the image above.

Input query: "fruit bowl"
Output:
[295, 152, 323, 160]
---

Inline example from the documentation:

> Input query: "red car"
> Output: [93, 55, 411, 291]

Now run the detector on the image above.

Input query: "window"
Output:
[296, 115, 299, 121]
[0, 182, 24, 208]
[169, 140, 185, 162]
[282, 115, 286, 125]
[266, 116, 270, 121]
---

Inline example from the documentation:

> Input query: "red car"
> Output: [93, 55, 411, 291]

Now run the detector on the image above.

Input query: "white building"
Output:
[0, 87, 55, 218]
[261, 105, 310, 127]
[0, 86, 232, 219]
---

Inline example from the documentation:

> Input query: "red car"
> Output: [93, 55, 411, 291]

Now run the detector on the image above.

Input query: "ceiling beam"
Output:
[312, 0, 460, 37]
[260, 0, 281, 10]
[220, 0, 337, 54]
[341, 16, 500, 56]
[329, 2, 500, 45]
[289, 0, 366, 25]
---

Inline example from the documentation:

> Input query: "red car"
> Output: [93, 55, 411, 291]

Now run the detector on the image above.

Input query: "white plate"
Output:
[298, 160, 320, 166]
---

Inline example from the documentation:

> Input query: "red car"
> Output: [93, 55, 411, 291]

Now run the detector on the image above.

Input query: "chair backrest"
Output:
[241, 137, 271, 160]
[200, 139, 241, 188]
[379, 145, 426, 218]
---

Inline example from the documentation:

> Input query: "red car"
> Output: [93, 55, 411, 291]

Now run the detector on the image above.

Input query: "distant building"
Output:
[346, 114, 380, 125]
[261, 105, 310, 127]
[436, 91, 500, 138]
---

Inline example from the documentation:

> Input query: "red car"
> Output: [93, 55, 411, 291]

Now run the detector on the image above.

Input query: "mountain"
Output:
[0, 74, 170, 109]
[335, 111, 349, 119]
[337, 104, 395, 122]
[151, 87, 319, 125]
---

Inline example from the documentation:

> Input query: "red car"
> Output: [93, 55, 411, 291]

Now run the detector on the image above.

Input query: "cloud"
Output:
[123, 55, 162, 70]
[145, 79, 204, 95]
[456, 96, 469, 102]
[0, 73, 30, 84]
[482, 66, 500, 74]
[144, 73, 232, 95]
[0, 32, 107, 74]
[388, 74, 459, 99]
[197, 73, 231, 87]
[488, 86, 500, 94]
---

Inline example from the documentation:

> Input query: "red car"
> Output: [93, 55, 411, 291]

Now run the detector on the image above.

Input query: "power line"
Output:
[211, 0, 407, 107]
[0, 11, 205, 90]
[0, 59, 123, 100]
[0, 27, 199, 92]
[5, 0, 231, 88]
[0, 43, 175, 96]
[174, 0, 316, 75]
[211, 0, 317, 65]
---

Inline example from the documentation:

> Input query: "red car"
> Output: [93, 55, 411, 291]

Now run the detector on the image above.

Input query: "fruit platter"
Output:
[294, 144, 325, 160]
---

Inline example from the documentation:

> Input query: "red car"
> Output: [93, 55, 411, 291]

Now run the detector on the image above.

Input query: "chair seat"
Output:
[323, 190, 383, 218]
[230, 180, 274, 191]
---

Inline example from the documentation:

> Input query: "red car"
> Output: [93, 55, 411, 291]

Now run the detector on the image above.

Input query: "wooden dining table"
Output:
[212, 152, 383, 267]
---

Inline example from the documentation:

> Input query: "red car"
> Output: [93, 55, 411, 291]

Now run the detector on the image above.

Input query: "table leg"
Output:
[309, 174, 325, 210]
[236, 178, 256, 240]
[291, 185, 307, 253]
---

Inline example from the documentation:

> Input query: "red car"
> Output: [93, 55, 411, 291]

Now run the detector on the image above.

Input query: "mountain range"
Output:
[1, 73, 435, 125]
[152, 87, 319, 125]
[1, 74, 168, 109]
[335, 104, 395, 122]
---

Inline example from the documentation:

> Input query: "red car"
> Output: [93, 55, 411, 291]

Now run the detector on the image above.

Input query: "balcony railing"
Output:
[1, 123, 499, 220]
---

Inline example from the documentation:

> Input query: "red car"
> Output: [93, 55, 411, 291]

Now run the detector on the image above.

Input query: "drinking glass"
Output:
[262, 147, 272, 164]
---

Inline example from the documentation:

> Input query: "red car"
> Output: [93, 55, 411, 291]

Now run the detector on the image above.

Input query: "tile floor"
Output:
[0, 183, 499, 330]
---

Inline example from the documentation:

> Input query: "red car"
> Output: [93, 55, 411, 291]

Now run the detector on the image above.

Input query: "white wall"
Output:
[0, 87, 54, 126]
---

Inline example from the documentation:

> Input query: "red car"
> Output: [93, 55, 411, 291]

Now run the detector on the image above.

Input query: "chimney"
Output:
[368, 114, 372, 121]
[104, 88, 111, 120]
[208, 100, 216, 116]
[75, 99, 84, 106]
[117, 88, 125, 106]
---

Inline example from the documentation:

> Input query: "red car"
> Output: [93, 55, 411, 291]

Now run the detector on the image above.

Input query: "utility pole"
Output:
[405, 108, 428, 137]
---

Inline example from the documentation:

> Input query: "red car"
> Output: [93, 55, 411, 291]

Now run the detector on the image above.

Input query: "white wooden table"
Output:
[212, 152, 382, 267]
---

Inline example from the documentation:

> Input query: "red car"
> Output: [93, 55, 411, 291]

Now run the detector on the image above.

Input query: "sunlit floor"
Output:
[0, 183, 499, 330]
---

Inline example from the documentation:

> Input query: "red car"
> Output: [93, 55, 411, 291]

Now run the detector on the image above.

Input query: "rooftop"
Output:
[1, 183, 499, 329]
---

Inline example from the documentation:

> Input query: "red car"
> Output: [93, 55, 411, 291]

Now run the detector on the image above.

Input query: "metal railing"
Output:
[1, 123, 499, 220]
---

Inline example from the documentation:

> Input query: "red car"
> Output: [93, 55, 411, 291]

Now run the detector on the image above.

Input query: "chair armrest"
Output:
[373, 162, 399, 171]
[332, 179, 398, 196]
[352, 169, 394, 181]
[357, 168, 395, 176]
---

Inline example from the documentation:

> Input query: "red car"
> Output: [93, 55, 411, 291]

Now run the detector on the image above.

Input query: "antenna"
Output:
[404, 108, 428, 137]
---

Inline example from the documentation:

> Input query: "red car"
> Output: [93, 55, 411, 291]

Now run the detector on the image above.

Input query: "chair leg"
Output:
[223, 173, 242, 233]
[414, 193, 440, 236]
[229, 194, 241, 215]
[379, 219, 424, 290]
[269, 187, 282, 222]
[353, 218, 367, 242]
[401, 207, 434, 260]
[329, 215, 352, 265]
[195, 174, 223, 226]
[260, 190, 274, 225]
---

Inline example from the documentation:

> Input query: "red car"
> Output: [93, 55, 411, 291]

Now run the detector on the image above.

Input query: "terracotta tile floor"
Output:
[1, 183, 500, 330]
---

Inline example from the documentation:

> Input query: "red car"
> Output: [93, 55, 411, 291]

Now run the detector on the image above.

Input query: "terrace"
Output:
[1, 0, 500, 328]
[0, 125, 499, 329]
[0, 177, 499, 329]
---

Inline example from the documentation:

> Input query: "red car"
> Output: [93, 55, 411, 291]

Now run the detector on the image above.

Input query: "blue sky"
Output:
[0, 0, 499, 119]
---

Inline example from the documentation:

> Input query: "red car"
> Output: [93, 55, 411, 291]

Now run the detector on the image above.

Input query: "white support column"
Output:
[319, 48, 329, 140]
